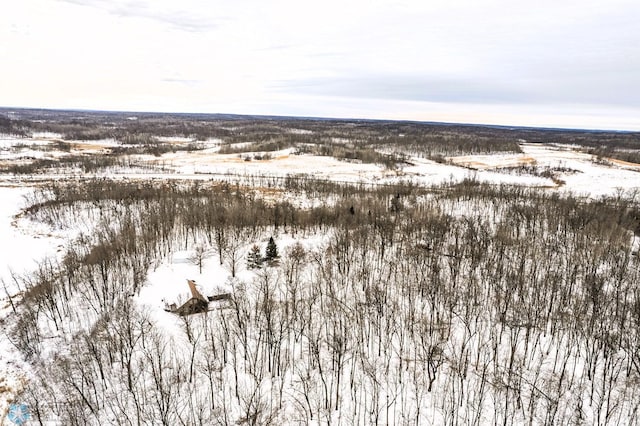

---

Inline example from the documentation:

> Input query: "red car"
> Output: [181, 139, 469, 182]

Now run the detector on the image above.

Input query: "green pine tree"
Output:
[265, 236, 279, 264]
[247, 244, 263, 269]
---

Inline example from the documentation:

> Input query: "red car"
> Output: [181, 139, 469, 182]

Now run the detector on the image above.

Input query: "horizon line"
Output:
[1, 105, 638, 134]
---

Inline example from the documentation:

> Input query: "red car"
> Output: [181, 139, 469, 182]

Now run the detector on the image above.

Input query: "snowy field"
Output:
[1, 134, 638, 198]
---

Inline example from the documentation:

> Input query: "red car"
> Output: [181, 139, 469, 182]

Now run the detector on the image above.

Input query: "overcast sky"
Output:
[2, 0, 639, 130]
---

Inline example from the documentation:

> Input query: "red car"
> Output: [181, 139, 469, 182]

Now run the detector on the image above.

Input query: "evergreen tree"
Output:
[265, 236, 279, 264]
[247, 244, 263, 269]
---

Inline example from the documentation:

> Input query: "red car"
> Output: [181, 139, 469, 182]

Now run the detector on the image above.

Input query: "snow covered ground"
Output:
[445, 143, 640, 196]
[157, 148, 391, 183]
[1, 134, 638, 198]
[0, 133, 638, 422]
[135, 233, 325, 334]
[0, 186, 70, 422]
[156, 142, 639, 197]
[519, 143, 640, 196]
[135, 250, 236, 338]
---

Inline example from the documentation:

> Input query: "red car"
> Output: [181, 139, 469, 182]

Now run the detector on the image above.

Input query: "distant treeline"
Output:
[3, 109, 640, 166]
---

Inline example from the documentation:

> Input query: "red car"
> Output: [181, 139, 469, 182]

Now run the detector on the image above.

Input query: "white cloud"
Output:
[1, 0, 639, 129]
[55, 0, 222, 31]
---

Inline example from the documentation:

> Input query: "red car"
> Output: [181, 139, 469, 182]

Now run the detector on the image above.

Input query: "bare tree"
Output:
[189, 243, 211, 274]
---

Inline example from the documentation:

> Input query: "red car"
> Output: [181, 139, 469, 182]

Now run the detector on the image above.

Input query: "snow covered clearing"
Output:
[519, 143, 640, 196]
[1, 133, 638, 199]
[157, 148, 390, 183]
[444, 143, 640, 196]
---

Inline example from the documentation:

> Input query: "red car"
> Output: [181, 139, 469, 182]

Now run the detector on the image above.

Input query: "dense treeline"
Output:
[0, 154, 139, 175]
[0, 114, 30, 136]
[589, 146, 640, 165]
[6, 177, 640, 424]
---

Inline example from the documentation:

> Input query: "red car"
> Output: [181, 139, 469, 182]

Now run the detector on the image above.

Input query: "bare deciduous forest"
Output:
[1, 109, 640, 424]
[5, 177, 639, 425]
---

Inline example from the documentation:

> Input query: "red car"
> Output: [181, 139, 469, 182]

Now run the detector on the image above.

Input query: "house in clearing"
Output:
[165, 279, 232, 316]
[165, 279, 210, 316]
